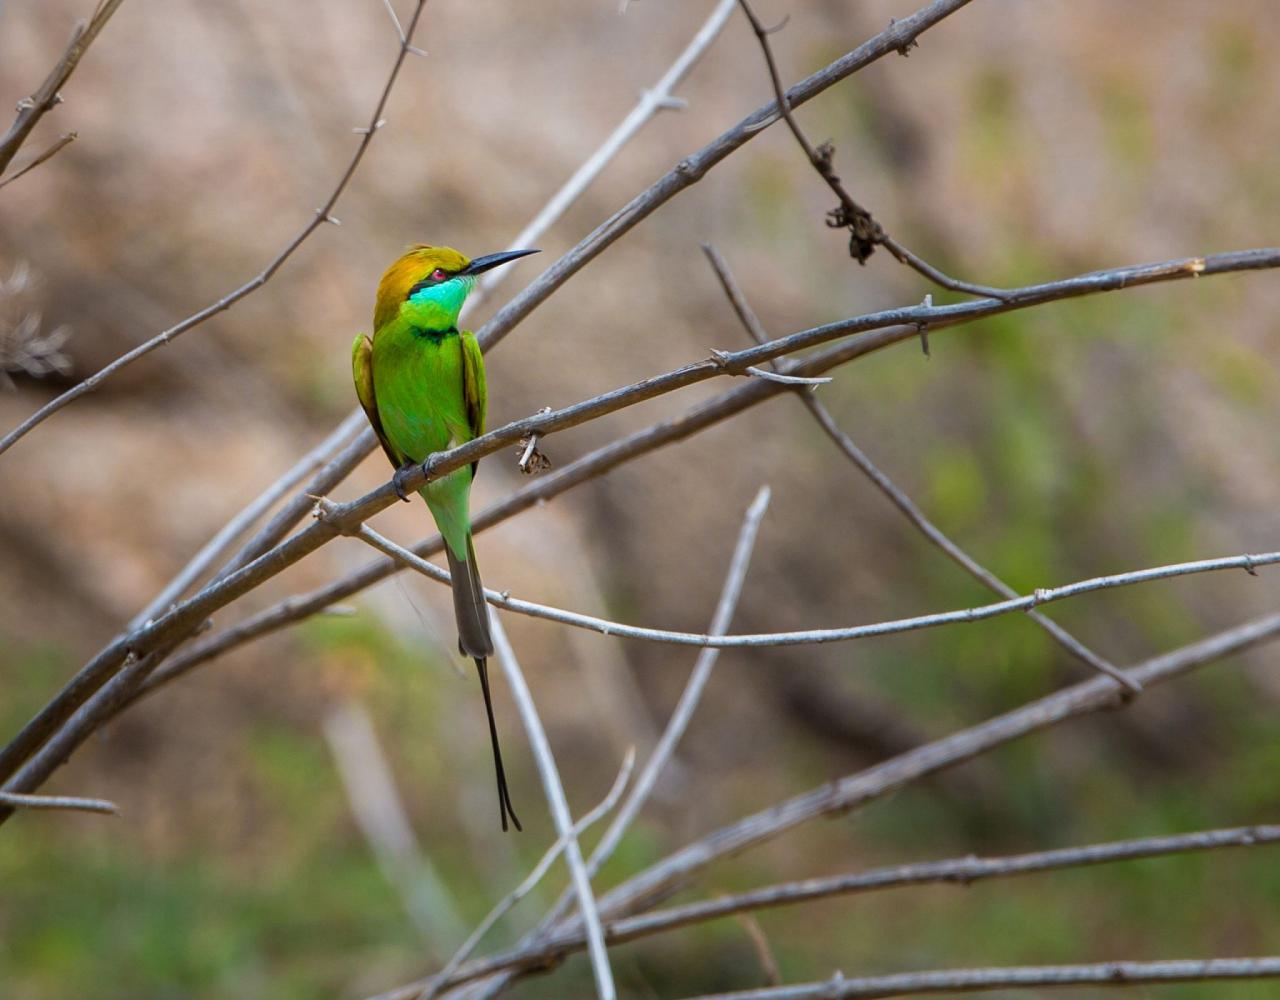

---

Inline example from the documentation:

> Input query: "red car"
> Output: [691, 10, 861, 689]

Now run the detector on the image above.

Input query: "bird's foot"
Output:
[393, 462, 417, 502]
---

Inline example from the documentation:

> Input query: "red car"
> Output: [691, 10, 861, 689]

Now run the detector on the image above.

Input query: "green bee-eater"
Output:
[352, 244, 538, 832]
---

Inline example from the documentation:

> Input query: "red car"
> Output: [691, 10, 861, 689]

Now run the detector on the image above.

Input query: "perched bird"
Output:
[352, 244, 539, 832]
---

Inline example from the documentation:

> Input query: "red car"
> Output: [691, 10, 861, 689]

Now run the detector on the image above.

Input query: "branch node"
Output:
[890, 19, 920, 57]
[1244, 554, 1259, 577]
[517, 411, 553, 475]
[311, 495, 360, 537]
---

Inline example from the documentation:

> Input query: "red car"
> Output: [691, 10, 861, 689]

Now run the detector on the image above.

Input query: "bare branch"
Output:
[488, 615, 616, 1000]
[0, 0, 432, 459]
[434, 825, 1280, 972]
[0, 790, 118, 815]
[612, 823, 1280, 945]
[735, 0, 1005, 297]
[700, 243, 1136, 691]
[417, 748, 636, 1000]
[0, 0, 124, 175]
[685, 956, 1280, 999]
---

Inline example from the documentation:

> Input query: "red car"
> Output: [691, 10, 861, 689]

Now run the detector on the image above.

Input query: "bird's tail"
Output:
[444, 537, 521, 832]
[445, 532, 493, 660]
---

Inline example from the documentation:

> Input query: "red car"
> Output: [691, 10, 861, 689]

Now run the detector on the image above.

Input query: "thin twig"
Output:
[417, 748, 636, 1000]
[700, 243, 1136, 691]
[0, 0, 431, 459]
[685, 956, 1280, 999]
[324, 509, 1280, 651]
[0, 0, 124, 175]
[735, 0, 1005, 298]
[0, 132, 77, 190]
[370, 610, 1280, 997]
[488, 615, 616, 1000]
[0, 790, 118, 815]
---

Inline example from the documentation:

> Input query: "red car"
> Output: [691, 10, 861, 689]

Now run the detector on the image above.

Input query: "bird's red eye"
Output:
[432, 268, 448, 281]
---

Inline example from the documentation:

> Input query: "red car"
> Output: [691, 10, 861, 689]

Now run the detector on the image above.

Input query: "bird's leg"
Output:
[392, 462, 417, 502]
[394, 453, 443, 500]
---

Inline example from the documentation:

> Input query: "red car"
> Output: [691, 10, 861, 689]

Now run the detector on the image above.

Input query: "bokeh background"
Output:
[2, 1, 1280, 997]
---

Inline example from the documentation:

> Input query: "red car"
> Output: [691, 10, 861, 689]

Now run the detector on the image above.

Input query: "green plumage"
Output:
[353, 244, 538, 833]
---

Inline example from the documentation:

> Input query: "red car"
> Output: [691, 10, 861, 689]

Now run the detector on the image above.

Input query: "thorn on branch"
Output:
[316, 210, 342, 226]
[888, 18, 919, 57]
[918, 294, 932, 357]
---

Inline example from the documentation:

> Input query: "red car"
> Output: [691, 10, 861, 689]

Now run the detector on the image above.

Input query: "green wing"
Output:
[351, 332, 405, 469]
[460, 330, 487, 478]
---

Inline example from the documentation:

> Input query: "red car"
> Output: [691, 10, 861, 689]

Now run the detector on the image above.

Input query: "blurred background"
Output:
[2, 0, 1279, 997]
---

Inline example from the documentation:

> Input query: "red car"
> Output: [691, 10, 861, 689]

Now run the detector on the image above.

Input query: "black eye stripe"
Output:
[406, 270, 452, 299]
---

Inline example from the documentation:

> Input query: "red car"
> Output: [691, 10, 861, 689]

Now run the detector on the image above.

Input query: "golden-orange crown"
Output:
[373, 245, 471, 331]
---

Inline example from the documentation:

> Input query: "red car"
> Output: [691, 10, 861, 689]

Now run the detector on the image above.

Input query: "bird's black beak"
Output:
[461, 249, 541, 276]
